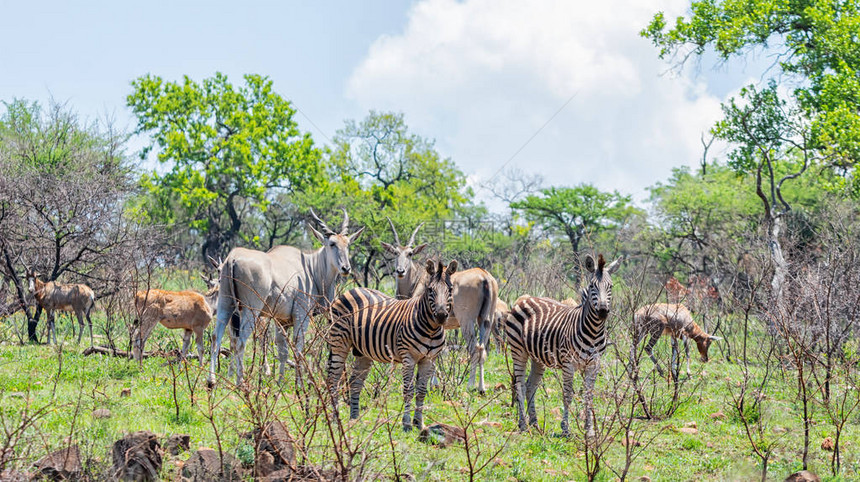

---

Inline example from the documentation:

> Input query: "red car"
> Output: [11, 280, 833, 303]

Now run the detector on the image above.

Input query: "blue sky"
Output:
[0, 1, 768, 210]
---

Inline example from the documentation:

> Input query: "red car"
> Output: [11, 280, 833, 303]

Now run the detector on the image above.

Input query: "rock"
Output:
[181, 449, 243, 481]
[418, 423, 466, 448]
[7, 392, 25, 399]
[92, 408, 112, 419]
[242, 422, 296, 477]
[639, 477, 652, 482]
[120, 388, 132, 398]
[493, 383, 507, 391]
[165, 434, 191, 456]
[621, 431, 642, 447]
[33, 446, 82, 480]
[678, 427, 698, 435]
[709, 410, 726, 420]
[478, 420, 503, 429]
[111, 430, 163, 481]
[821, 437, 834, 451]
[684, 421, 698, 429]
[784, 470, 821, 482]
[260, 468, 291, 482]
[773, 427, 789, 434]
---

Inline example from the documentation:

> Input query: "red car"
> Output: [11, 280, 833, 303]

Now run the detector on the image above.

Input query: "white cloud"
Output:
[346, 0, 726, 209]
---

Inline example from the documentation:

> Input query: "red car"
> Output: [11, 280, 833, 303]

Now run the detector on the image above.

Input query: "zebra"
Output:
[381, 218, 499, 393]
[506, 254, 622, 437]
[327, 259, 456, 432]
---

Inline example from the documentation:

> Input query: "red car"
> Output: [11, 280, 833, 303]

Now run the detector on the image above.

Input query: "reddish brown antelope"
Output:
[26, 270, 95, 345]
[632, 303, 721, 379]
[132, 287, 217, 364]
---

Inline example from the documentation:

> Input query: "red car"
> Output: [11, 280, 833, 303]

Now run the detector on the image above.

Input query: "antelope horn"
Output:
[309, 208, 336, 236]
[340, 208, 349, 234]
[408, 222, 425, 247]
[387, 217, 401, 246]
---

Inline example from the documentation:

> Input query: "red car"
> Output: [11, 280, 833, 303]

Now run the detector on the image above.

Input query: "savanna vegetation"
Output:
[2, 1, 860, 480]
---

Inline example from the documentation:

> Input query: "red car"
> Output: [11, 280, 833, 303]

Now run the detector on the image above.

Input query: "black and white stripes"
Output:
[505, 254, 622, 436]
[326, 260, 456, 431]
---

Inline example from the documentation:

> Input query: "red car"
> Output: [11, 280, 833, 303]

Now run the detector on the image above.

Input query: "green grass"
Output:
[1, 310, 858, 481]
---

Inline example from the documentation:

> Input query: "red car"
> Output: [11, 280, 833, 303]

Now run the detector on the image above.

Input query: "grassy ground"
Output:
[1, 296, 858, 480]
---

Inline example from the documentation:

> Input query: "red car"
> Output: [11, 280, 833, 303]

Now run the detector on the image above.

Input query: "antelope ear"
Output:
[446, 260, 458, 275]
[425, 259, 436, 276]
[606, 256, 623, 274]
[348, 226, 366, 243]
[308, 224, 327, 244]
[412, 243, 428, 255]
[708, 335, 722, 341]
[381, 242, 398, 254]
[584, 255, 596, 273]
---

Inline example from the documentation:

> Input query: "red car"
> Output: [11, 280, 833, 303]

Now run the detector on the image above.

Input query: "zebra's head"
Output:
[583, 254, 623, 319]
[381, 218, 428, 279]
[424, 259, 456, 323]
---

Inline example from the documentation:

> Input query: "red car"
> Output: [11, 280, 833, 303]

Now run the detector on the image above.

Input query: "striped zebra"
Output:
[327, 260, 456, 432]
[506, 254, 622, 437]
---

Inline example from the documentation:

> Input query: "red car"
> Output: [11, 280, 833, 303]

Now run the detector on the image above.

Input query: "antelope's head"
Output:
[381, 218, 428, 279]
[582, 254, 623, 319]
[424, 259, 456, 323]
[309, 208, 365, 276]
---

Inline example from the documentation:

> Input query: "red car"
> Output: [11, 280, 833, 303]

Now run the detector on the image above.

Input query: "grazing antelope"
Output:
[382, 219, 499, 393]
[26, 270, 95, 345]
[327, 260, 456, 431]
[506, 254, 622, 437]
[632, 303, 720, 379]
[209, 209, 364, 387]
[132, 288, 215, 364]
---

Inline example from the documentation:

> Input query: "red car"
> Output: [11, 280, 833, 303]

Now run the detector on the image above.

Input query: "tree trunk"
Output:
[768, 215, 788, 311]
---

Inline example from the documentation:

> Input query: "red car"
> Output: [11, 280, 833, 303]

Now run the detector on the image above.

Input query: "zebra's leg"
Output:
[348, 356, 373, 419]
[510, 351, 529, 431]
[326, 342, 349, 415]
[583, 360, 600, 440]
[401, 356, 417, 432]
[525, 361, 545, 428]
[413, 358, 435, 430]
[180, 329, 193, 358]
[560, 362, 577, 436]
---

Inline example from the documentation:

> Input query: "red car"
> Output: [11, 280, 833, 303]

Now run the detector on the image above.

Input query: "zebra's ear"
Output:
[584, 255, 596, 273]
[425, 259, 436, 276]
[445, 260, 458, 275]
[606, 256, 623, 274]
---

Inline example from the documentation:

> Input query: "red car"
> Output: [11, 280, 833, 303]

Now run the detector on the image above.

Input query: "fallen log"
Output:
[82, 345, 231, 359]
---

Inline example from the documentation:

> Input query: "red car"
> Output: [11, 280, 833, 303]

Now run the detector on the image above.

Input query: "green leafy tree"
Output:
[511, 184, 635, 253]
[643, 0, 860, 309]
[127, 72, 323, 261]
[301, 111, 471, 287]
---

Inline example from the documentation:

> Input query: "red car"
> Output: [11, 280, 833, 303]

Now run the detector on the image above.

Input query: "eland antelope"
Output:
[327, 259, 456, 431]
[506, 254, 622, 437]
[208, 209, 364, 387]
[382, 219, 499, 393]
